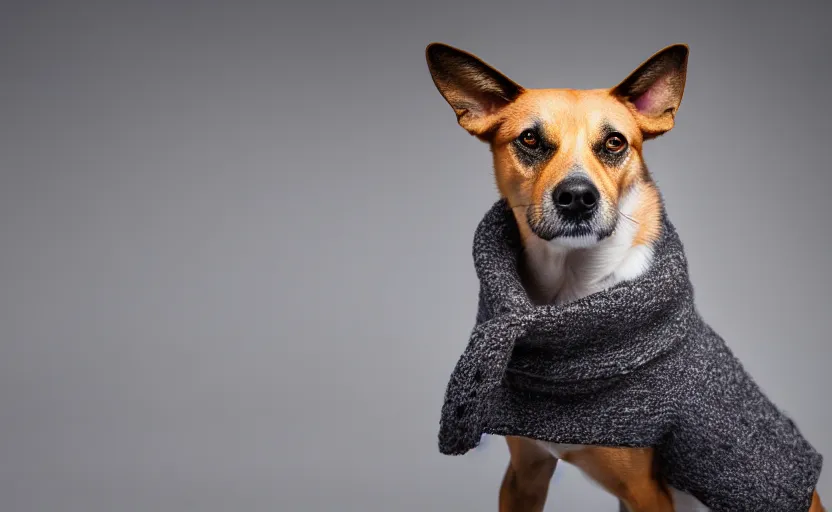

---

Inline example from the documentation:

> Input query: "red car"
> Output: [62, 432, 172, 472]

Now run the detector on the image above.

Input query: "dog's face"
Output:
[426, 43, 688, 247]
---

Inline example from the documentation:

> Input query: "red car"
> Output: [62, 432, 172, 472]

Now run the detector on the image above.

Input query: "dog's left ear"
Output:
[612, 44, 689, 139]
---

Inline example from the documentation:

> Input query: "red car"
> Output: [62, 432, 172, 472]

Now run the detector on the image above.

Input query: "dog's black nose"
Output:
[552, 176, 599, 218]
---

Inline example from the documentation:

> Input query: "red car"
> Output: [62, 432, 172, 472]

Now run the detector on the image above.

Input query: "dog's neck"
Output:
[515, 183, 658, 306]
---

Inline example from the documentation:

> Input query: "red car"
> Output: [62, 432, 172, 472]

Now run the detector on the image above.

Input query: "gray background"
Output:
[1, 1, 829, 511]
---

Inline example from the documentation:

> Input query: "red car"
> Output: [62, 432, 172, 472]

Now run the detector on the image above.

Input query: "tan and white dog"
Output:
[425, 42, 825, 512]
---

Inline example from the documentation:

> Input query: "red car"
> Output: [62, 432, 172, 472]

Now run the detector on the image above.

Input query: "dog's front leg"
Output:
[499, 436, 558, 512]
[810, 490, 826, 512]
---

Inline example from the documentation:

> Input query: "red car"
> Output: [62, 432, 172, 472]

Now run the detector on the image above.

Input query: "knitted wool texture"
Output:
[438, 199, 823, 512]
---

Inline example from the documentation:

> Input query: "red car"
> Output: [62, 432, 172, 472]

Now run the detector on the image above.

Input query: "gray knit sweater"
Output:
[438, 199, 823, 512]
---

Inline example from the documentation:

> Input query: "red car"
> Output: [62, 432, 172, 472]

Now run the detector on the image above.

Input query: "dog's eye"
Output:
[604, 133, 627, 153]
[519, 130, 539, 149]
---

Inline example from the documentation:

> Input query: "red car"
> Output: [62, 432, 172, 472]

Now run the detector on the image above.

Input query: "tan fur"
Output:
[561, 445, 674, 512]
[632, 184, 663, 246]
[426, 42, 824, 512]
[499, 436, 559, 512]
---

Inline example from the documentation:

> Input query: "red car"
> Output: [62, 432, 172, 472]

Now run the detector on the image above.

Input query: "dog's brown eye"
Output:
[605, 134, 627, 153]
[520, 130, 539, 148]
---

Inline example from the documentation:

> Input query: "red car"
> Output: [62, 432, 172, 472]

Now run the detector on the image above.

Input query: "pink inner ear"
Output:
[632, 73, 674, 116]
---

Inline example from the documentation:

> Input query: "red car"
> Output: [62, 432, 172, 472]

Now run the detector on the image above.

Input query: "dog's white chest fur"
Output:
[521, 185, 652, 306]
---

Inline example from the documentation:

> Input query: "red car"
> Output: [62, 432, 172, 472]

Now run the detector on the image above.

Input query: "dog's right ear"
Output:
[426, 43, 524, 139]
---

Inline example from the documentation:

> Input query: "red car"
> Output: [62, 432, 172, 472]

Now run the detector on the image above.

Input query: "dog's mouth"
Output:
[525, 205, 616, 247]
[554, 221, 597, 239]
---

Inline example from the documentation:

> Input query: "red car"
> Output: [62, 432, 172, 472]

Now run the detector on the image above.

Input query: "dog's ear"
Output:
[426, 43, 524, 139]
[612, 44, 689, 139]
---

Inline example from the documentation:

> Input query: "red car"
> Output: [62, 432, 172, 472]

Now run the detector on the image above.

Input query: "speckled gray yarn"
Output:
[438, 199, 823, 512]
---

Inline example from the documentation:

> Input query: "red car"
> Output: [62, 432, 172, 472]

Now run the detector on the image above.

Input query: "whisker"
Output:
[617, 208, 639, 226]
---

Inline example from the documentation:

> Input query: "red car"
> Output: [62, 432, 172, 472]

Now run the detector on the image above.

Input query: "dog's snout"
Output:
[552, 176, 599, 218]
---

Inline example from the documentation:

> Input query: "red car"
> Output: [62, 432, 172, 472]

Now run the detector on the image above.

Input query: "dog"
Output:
[425, 42, 825, 512]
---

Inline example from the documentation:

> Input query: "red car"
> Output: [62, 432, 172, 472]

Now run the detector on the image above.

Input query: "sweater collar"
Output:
[472, 199, 696, 382]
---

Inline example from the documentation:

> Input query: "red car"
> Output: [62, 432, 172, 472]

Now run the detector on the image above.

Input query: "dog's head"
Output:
[426, 43, 688, 248]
